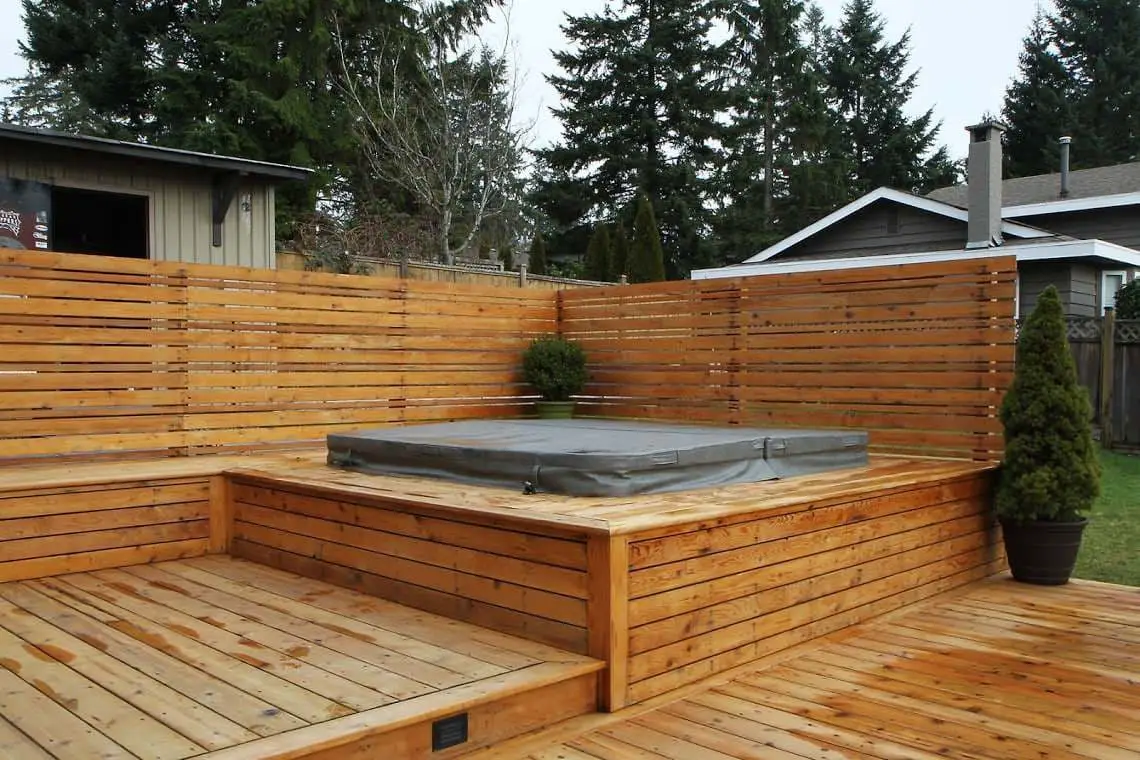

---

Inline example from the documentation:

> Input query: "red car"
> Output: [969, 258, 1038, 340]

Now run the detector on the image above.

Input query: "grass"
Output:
[1074, 449, 1140, 587]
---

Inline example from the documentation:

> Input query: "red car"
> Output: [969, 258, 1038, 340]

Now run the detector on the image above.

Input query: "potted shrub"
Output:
[522, 335, 588, 419]
[996, 285, 1100, 585]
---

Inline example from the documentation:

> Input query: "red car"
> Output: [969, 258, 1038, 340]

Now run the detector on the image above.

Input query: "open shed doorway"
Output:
[51, 186, 149, 259]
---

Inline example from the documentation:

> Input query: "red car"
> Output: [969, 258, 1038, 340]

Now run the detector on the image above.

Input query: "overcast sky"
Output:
[0, 0, 1041, 159]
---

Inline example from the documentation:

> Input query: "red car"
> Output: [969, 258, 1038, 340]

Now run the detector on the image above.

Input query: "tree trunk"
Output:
[440, 208, 454, 265]
[763, 93, 774, 230]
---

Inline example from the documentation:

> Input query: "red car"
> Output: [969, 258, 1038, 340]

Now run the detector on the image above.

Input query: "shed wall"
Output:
[0, 141, 276, 268]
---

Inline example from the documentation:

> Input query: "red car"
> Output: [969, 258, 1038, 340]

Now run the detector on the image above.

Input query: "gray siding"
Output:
[1070, 263, 1099, 316]
[1018, 261, 1101, 317]
[0, 141, 276, 269]
[1023, 207, 1140, 249]
[769, 201, 968, 262]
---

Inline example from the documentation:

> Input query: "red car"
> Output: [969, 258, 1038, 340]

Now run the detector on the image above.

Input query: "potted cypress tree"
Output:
[996, 286, 1100, 585]
[521, 335, 588, 419]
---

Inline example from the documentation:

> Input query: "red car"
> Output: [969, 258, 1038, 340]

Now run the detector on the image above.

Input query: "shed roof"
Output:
[0, 123, 313, 182]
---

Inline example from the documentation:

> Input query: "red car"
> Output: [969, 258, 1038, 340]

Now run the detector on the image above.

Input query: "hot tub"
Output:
[327, 419, 868, 497]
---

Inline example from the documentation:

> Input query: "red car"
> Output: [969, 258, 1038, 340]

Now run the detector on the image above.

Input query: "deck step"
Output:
[0, 557, 604, 760]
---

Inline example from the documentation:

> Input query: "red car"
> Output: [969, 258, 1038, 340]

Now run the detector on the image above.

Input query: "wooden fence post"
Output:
[1100, 307, 1116, 449]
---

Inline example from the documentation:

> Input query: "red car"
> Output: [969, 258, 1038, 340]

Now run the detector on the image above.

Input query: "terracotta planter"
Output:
[999, 517, 1088, 585]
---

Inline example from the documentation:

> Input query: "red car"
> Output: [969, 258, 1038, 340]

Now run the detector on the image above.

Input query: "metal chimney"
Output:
[1060, 136, 1072, 198]
[965, 121, 1008, 249]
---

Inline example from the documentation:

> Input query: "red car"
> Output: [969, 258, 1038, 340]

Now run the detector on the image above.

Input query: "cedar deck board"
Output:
[0, 557, 602, 760]
[466, 578, 1140, 760]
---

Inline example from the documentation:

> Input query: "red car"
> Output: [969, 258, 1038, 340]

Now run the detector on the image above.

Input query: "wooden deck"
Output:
[0, 450, 1003, 714]
[470, 578, 1140, 760]
[0, 556, 603, 760]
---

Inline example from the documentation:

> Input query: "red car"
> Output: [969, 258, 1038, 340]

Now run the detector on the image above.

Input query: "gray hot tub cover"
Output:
[327, 419, 868, 497]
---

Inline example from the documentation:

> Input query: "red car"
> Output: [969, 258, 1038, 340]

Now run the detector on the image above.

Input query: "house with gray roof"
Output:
[694, 123, 1139, 318]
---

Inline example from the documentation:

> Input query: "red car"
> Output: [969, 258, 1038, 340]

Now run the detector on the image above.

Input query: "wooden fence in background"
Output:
[560, 258, 1018, 460]
[276, 250, 606, 291]
[0, 251, 556, 462]
[1065, 313, 1140, 449]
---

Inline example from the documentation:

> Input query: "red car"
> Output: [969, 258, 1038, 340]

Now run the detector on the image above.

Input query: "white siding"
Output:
[0, 142, 277, 269]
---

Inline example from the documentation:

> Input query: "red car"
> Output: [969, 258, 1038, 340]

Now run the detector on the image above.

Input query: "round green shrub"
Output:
[522, 336, 588, 402]
[996, 286, 1100, 523]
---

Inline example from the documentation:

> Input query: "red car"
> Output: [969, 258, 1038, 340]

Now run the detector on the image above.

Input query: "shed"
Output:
[0, 123, 311, 269]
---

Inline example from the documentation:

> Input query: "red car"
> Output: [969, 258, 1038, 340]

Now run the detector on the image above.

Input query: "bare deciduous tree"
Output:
[338, 7, 528, 265]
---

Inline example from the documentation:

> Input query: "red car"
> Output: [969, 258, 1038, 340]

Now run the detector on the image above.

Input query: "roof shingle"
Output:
[927, 161, 1140, 207]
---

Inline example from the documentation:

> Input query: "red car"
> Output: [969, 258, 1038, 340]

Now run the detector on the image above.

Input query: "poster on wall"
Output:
[0, 178, 52, 250]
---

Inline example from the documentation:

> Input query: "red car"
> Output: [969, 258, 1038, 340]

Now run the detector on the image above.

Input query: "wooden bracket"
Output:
[211, 173, 242, 247]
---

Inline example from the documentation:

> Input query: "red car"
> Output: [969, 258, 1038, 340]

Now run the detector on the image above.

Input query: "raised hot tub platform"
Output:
[225, 450, 1002, 710]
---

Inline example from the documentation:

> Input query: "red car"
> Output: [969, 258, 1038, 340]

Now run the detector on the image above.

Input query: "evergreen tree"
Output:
[996, 286, 1099, 523]
[776, 3, 852, 234]
[583, 224, 613, 282]
[527, 233, 548, 276]
[478, 241, 491, 260]
[500, 244, 515, 272]
[1115, 279, 1140, 319]
[1052, 0, 1140, 166]
[628, 195, 666, 283]
[10, 0, 501, 231]
[534, 0, 725, 278]
[825, 0, 957, 197]
[717, 0, 809, 256]
[1002, 8, 1077, 177]
[611, 223, 631, 281]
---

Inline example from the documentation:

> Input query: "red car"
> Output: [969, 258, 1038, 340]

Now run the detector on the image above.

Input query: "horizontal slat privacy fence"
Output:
[560, 257, 1018, 460]
[1, 252, 1016, 463]
[0, 251, 556, 462]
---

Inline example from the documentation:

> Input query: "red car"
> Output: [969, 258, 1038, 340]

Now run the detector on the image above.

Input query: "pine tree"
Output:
[611, 223, 631, 281]
[825, 0, 957, 197]
[776, 3, 852, 235]
[628, 196, 666, 283]
[583, 224, 613, 282]
[534, 0, 725, 278]
[527, 233, 548, 276]
[718, 0, 809, 256]
[1052, 0, 1140, 167]
[1002, 8, 1078, 177]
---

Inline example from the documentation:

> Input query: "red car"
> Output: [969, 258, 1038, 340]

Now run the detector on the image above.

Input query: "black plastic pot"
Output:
[999, 517, 1088, 585]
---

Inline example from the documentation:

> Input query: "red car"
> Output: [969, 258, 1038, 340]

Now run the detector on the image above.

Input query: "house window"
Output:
[1102, 271, 1127, 313]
